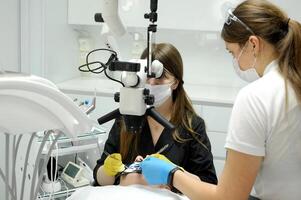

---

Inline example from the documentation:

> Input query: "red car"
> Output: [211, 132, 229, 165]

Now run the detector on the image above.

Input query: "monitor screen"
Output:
[65, 163, 80, 178]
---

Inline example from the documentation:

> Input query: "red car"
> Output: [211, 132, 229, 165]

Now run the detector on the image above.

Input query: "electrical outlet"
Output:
[78, 38, 91, 52]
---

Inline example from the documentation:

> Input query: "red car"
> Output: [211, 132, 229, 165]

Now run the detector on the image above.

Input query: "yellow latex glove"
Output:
[151, 153, 172, 163]
[150, 153, 184, 171]
[103, 153, 125, 177]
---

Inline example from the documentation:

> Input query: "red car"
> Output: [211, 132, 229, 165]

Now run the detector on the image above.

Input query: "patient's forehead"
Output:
[120, 173, 147, 186]
[119, 173, 171, 190]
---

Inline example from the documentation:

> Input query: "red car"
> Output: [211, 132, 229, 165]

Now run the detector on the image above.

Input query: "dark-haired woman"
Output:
[93, 43, 217, 189]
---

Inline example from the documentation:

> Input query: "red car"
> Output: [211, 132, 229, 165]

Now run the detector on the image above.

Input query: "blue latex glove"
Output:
[140, 156, 177, 185]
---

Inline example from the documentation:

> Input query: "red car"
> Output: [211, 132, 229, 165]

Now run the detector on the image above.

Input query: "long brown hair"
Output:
[120, 43, 203, 162]
[221, 0, 301, 104]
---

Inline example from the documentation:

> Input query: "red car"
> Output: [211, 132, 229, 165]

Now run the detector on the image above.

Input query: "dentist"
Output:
[140, 0, 301, 199]
[93, 43, 217, 189]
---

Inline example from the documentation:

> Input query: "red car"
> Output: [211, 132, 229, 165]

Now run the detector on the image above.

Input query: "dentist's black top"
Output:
[93, 114, 217, 186]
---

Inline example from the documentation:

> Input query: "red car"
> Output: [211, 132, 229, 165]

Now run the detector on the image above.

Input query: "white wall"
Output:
[43, 0, 82, 83]
[26, 0, 246, 88]
[88, 27, 246, 88]
[272, 0, 301, 21]
[26, 0, 301, 87]
[0, 0, 20, 72]
[27, 0, 84, 82]
[149, 29, 245, 87]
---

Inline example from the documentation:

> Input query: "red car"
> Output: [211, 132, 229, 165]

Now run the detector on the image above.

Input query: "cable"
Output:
[50, 154, 54, 200]
[0, 133, 16, 200]
[12, 134, 23, 200]
[79, 48, 116, 73]
[54, 133, 59, 184]
[85, 48, 117, 67]
[78, 61, 124, 86]
[11, 135, 16, 199]
[5, 133, 9, 200]
[77, 48, 125, 86]
[70, 141, 78, 164]
[20, 133, 36, 200]
[0, 169, 15, 200]
[33, 131, 63, 200]
[49, 132, 59, 200]
[75, 152, 78, 164]
[78, 61, 105, 74]
[104, 67, 124, 86]
[30, 131, 50, 200]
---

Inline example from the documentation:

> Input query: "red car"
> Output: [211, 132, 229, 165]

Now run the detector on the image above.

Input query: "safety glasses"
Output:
[225, 9, 255, 35]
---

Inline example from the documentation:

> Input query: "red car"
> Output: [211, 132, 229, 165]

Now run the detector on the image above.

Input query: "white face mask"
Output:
[233, 43, 260, 82]
[145, 83, 172, 107]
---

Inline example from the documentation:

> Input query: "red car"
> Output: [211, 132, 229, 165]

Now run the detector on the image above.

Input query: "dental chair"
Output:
[0, 72, 93, 200]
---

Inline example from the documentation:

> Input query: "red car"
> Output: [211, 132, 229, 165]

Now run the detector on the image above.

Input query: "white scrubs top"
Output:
[225, 60, 301, 200]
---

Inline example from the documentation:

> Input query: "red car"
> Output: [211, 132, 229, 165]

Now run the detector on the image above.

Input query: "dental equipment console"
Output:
[61, 161, 90, 188]
[0, 72, 94, 200]
[80, 0, 175, 134]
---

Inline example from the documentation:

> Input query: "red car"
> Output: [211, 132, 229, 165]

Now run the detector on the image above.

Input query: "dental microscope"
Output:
[84, 0, 175, 134]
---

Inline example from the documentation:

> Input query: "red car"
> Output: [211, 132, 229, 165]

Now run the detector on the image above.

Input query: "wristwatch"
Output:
[167, 167, 183, 187]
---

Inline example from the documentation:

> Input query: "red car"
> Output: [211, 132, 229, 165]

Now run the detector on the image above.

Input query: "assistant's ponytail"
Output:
[277, 19, 301, 103]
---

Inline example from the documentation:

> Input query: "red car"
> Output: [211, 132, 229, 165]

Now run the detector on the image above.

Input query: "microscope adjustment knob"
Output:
[143, 88, 150, 95]
[114, 92, 120, 102]
[145, 94, 154, 105]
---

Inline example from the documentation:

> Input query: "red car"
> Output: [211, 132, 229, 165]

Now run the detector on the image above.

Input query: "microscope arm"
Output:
[97, 108, 121, 125]
[146, 107, 175, 131]
[97, 106, 175, 133]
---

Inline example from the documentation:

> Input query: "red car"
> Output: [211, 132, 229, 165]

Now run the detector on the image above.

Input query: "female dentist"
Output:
[139, 0, 301, 199]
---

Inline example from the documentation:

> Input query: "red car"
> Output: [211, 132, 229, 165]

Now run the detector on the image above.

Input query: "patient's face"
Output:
[120, 173, 147, 186]
[120, 173, 171, 190]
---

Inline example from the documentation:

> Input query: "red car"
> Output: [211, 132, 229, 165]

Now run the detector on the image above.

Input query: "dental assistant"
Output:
[140, 0, 301, 199]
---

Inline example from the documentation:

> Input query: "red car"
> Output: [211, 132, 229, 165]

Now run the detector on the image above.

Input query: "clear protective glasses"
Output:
[225, 9, 255, 35]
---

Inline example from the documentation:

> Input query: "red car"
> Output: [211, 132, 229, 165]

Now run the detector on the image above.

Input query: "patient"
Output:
[120, 171, 172, 190]
[119, 155, 200, 190]
[119, 156, 170, 190]
[67, 184, 190, 200]
[93, 43, 217, 190]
